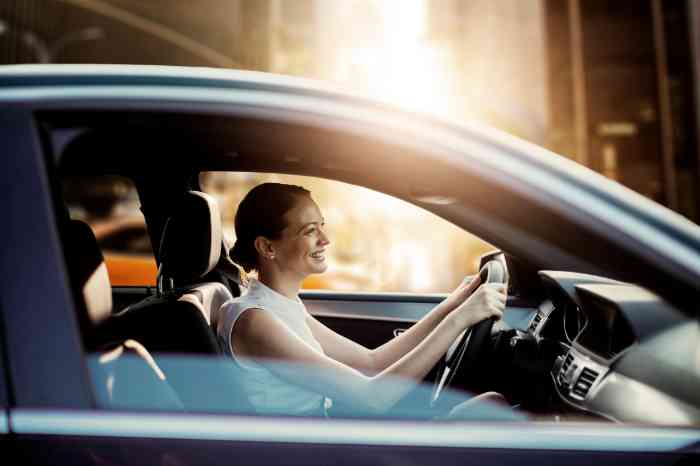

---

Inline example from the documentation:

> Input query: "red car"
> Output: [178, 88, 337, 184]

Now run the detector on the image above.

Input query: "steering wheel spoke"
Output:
[431, 259, 507, 405]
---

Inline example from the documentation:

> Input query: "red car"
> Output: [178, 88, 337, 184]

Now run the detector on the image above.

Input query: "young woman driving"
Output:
[217, 183, 506, 416]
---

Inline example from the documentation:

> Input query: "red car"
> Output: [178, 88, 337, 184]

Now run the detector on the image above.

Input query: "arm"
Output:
[233, 283, 505, 413]
[306, 275, 482, 374]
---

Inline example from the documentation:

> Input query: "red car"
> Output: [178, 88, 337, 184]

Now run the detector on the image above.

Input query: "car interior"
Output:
[43, 109, 700, 425]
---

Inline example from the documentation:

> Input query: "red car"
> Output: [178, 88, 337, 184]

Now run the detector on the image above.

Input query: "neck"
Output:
[257, 267, 303, 300]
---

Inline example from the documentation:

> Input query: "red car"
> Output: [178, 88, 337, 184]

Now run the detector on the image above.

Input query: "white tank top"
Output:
[212, 278, 329, 416]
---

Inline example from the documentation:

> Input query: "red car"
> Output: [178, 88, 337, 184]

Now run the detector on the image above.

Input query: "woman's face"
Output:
[271, 195, 330, 278]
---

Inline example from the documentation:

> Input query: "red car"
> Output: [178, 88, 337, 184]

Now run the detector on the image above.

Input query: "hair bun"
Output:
[230, 238, 243, 262]
[230, 238, 253, 273]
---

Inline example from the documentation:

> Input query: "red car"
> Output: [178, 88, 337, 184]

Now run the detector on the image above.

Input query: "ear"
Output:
[253, 236, 275, 260]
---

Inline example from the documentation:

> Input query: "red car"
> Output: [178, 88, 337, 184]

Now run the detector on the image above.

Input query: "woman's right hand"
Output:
[449, 283, 506, 330]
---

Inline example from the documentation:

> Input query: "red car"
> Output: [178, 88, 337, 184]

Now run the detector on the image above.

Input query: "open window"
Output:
[201, 172, 494, 293]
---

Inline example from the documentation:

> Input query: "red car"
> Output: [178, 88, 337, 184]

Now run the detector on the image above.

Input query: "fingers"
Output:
[447, 275, 482, 308]
[483, 282, 507, 295]
[461, 274, 481, 293]
[482, 283, 506, 320]
[451, 281, 508, 329]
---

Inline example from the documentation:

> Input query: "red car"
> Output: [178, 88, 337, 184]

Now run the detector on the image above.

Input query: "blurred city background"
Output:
[6, 0, 699, 292]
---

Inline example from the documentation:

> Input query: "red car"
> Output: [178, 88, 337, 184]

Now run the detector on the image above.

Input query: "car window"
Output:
[86, 353, 522, 422]
[201, 172, 494, 293]
[62, 176, 157, 287]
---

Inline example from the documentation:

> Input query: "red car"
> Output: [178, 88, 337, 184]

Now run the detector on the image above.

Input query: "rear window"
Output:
[62, 175, 157, 286]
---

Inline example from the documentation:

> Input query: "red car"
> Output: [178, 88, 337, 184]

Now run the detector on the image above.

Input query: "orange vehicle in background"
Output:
[91, 216, 157, 286]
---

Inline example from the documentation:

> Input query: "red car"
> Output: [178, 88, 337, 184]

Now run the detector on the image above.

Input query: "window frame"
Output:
[0, 108, 92, 409]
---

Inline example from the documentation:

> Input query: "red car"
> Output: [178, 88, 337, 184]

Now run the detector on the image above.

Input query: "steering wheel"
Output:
[431, 259, 508, 406]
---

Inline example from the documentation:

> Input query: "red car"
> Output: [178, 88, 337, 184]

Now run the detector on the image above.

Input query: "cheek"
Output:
[299, 237, 316, 256]
[283, 238, 312, 261]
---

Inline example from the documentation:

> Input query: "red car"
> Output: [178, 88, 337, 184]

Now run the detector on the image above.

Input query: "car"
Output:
[1, 64, 699, 465]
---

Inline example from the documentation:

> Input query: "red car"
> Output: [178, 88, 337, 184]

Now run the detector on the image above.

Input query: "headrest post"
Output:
[156, 263, 174, 297]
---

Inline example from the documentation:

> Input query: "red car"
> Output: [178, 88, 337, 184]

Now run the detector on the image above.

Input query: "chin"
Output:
[309, 262, 328, 274]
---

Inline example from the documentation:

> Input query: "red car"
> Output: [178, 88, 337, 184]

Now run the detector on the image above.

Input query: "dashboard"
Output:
[521, 271, 700, 425]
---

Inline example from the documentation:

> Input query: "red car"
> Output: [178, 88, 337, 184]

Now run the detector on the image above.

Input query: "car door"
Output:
[2, 71, 699, 466]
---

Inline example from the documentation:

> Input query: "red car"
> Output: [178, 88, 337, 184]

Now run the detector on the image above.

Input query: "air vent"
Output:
[571, 367, 599, 399]
[529, 312, 543, 332]
[557, 353, 574, 387]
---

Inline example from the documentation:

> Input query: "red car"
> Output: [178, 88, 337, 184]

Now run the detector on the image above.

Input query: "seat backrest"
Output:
[63, 219, 113, 336]
[92, 191, 232, 355]
[158, 191, 222, 289]
[159, 189, 246, 297]
[63, 219, 184, 411]
[89, 191, 255, 413]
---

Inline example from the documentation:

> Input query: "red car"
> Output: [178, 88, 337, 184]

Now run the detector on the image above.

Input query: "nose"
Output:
[318, 229, 330, 246]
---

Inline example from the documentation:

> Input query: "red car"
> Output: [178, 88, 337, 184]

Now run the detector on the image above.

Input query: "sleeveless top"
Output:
[212, 278, 330, 416]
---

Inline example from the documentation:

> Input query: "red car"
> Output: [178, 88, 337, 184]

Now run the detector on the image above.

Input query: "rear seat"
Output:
[63, 219, 184, 411]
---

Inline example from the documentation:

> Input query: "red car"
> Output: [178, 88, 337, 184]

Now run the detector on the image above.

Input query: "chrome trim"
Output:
[10, 409, 700, 452]
[311, 310, 417, 324]
[432, 367, 451, 404]
[305, 300, 429, 323]
[301, 290, 447, 303]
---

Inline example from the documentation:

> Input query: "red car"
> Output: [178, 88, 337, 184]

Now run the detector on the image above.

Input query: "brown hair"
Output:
[230, 183, 311, 272]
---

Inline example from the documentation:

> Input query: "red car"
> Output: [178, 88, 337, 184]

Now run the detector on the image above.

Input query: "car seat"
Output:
[86, 190, 256, 413]
[63, 219, 184, 411]
[89, 191, 232, 355]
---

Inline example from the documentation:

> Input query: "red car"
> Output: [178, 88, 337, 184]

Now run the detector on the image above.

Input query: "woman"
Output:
[217, 182, 506, 416]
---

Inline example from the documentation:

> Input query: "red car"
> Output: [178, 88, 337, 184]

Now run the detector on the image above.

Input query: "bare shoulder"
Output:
[234, 308, 286, 342]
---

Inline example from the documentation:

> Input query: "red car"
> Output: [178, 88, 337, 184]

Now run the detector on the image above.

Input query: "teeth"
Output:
[311, 252, 324, 259]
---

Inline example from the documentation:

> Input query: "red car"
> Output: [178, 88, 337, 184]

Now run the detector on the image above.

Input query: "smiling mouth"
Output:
[310, 251, 325, 260]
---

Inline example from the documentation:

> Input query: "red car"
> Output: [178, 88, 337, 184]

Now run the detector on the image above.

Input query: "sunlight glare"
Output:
[344, 0, 454, 116]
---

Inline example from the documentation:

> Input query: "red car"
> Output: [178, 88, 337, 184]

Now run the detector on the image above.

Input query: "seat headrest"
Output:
[159, 191, 222, 283]
[64, 220, 112, 328]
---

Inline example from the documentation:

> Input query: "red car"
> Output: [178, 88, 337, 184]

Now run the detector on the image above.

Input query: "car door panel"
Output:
[13, 436, 688, 466]
[304, 296, 431, 350]
[303, 293, 537, 350]
[10, 410, 696, 466]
